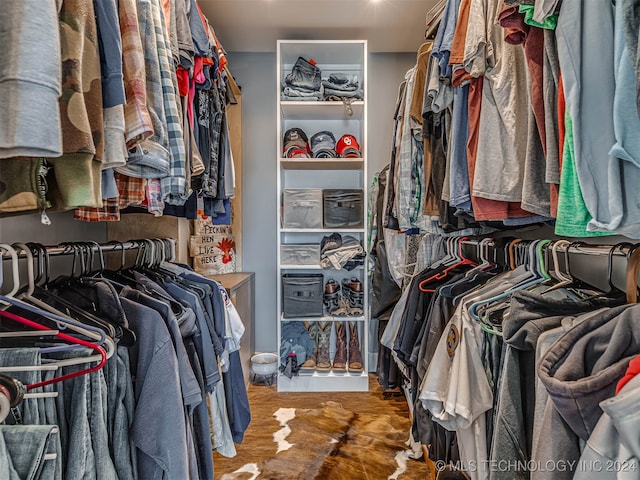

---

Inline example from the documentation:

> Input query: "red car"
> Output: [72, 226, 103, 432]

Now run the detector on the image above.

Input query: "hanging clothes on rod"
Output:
[379, 236, 640, 480]
[381, 0, 640, 240]
[0, 238, 250, 480]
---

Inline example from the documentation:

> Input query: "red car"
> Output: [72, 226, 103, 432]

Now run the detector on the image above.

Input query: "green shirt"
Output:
[519, 4, 558, 30]
[555, 113, 613, 237]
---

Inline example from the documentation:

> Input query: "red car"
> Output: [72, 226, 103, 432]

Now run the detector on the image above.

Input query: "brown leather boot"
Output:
[348, 321, 363, 372]
[332, 321, 347, 372]
[300, 321, 318, 371]
[316, 321, 332, 371]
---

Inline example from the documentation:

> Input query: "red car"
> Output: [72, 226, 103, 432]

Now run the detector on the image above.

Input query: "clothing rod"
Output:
[457, 238, 634, 257]
[1, 239, 176, 260]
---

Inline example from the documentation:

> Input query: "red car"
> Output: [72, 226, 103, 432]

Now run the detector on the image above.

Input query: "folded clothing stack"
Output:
[320, 233, 365, 270]
[322, 73, 363, 100]
[283, 129, 362, 159]
[282, 57, 322, 101]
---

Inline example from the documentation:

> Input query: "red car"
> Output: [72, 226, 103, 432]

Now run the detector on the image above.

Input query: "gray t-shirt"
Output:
[466, 0, 532, 203]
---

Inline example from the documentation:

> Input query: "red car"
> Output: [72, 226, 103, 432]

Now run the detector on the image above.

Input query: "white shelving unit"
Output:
[276, 40, 368, 392]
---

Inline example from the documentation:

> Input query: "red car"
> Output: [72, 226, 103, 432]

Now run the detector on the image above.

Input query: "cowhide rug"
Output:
[220, 401, 428, 480]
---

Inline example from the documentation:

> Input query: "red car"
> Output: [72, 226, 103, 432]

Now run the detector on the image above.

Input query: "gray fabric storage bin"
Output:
[282, 273, 324, 318]
[282, 189, 323, 229]
[281, 244, 321, 265]
[323, 189, 364, 228]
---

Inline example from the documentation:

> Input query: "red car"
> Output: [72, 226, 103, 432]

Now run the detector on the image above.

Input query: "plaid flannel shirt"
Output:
[152, 0, 189, 205]
[74, 172, 146, 221]
[119, 0, 154, 148]
[144, 178, 165, 216]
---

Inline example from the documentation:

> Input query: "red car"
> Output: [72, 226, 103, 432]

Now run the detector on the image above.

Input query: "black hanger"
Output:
[32, 242, 121, 341]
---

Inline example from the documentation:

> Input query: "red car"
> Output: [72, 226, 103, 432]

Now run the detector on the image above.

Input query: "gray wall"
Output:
[0, 211, 106, 246]
[0, 212, 107, 290]
[228, 51, 416, 353]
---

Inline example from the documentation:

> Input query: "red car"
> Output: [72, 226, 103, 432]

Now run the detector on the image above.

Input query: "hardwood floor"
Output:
[213, 374, 430, 479]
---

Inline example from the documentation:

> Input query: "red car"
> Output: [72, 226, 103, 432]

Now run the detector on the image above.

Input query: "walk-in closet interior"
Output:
[2, 0, 640, 479]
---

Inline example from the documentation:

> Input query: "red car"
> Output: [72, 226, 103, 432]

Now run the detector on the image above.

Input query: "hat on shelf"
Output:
[335, 134, 362, 158]
[310, 130, 338, 158]
[283, 127, 310, 158]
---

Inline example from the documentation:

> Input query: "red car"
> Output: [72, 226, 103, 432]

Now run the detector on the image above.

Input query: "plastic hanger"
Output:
[0, 245, 108, 365]
[468, 240, 547, 322]
[11, 242, 108, 354]
[419, 237, 478, 292]
[24, 243, 118, 342]
[0, 244, 20, 297]
[542, 240, 587, 295]
[0, 243, 113, 359]
[0, 309, 107, 391]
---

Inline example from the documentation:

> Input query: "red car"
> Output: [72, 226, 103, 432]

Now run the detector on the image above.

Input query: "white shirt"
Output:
[420, 267, 532, 480]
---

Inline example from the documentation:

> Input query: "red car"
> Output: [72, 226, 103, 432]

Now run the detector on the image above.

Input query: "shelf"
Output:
[280, 158, 364, 170]
[280, 264, 364, 270]
[281, 314, 366, 322]
[280, 264, 323, 270]
[277, 40, 368, 393]
[280, 101, 364, 120]
[280, 228, 366, 233]
[277, 371, 369, 392]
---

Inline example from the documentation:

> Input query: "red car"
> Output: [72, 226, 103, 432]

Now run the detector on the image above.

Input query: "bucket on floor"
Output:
[250, 352, 278, 386]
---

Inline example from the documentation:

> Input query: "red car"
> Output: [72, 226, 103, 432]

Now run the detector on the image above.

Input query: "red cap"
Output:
[335, 134, 362, 158]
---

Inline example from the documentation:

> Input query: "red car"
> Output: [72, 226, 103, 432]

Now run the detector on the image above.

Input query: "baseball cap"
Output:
[336, 134, 362, 158]
[310, 131, 337, 158]
[283, 128, 310, 158]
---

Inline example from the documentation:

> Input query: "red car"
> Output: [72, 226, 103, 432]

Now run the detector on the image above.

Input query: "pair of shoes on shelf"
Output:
[300, 321, 363, 373]
[323, 278, 364, 317]
[300, 321, 332, 371]
[332, 321, 363, 373]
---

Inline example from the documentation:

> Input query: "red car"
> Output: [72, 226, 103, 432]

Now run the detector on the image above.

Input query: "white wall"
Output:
[227, 51, 416, 353]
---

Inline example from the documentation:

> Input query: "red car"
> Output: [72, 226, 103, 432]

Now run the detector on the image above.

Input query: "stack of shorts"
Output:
[282, 57, 322, 101]
[322, 73, 363, 100]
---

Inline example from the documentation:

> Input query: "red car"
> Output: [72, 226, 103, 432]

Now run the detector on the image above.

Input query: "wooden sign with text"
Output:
[190, 219, 236, 275]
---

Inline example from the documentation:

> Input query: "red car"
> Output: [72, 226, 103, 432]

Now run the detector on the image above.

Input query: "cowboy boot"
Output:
[348, 321, 363, 372]
[316, 321, 332, 371]
[323, 279, 340, 316]
[300, 321, 318, 371]
[342, 277, 364, 316]
[332, 321, 347, 373]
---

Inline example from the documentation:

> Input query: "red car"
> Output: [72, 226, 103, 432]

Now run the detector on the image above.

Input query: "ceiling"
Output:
[199, 0, 438, 53]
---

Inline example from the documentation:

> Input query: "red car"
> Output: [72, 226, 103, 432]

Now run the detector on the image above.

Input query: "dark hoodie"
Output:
[489, 290, 625, 480]
[535, 302, 640, 480]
